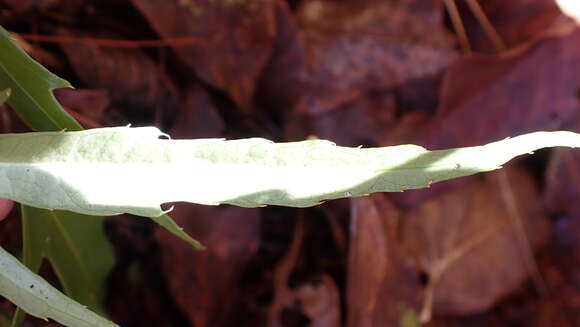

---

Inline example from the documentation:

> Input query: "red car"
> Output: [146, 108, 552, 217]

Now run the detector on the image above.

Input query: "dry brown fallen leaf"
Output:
[285, 91, 397, 146]
[59, 29, 180, 120]
[54, 88, 110, 127]
[404, 166, 549, 320]
[545, 147, 580, 216]
[544, 105, 580, 324]
[544, 114, 580, 214]
[283, 0, 457, 145]
[347, 194, 421, 327]
[394, 24, 580, 208]
[290, 0, 457, 116]
[132, 0, 277, 110]
[534, 148, 580, 327]
[348, 165, 549, 325]
[421, 27, 580, 149]
[535, 205, 580, 327]
[168, 84, 224, 139]
[155, 204, 260, 327]
[458, 0, 561, 52]
[256, 0, 308, 114]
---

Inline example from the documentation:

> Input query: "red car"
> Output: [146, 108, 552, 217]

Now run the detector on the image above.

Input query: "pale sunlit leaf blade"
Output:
[0, 127, 577, 216]
[0, 246, 118, 327]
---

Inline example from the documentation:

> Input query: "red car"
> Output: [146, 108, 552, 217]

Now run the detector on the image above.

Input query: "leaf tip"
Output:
[162, 205, 175, 215]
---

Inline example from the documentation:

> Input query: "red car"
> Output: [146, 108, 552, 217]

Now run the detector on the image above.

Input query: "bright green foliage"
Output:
[0, 127, 577, 216]
[0, 26, 81, 131]
[20, 207, 115, 315]
[0, 246, 118, 327]
[0, 25, 200, 327]
[0, 25, 114, 326]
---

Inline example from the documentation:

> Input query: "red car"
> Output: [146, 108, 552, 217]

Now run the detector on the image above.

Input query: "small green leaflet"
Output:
[0, 127, 577, 216]
[150, 214, 205, 250]
[0, 246, 118, 327]
[0, 26, 81, 131]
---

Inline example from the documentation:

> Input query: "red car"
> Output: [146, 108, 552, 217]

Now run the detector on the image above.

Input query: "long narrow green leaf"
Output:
[0, 127, 577, 215]
[0, 246, 118, 327]
[0, 88, 10, 105]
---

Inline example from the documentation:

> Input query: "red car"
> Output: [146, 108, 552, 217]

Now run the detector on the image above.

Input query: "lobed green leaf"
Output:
[0, 25, 117, 326]
[0, 26, 80, 131]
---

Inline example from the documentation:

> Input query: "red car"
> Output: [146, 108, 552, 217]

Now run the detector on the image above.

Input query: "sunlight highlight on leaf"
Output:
[0, 127, 577, 216]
